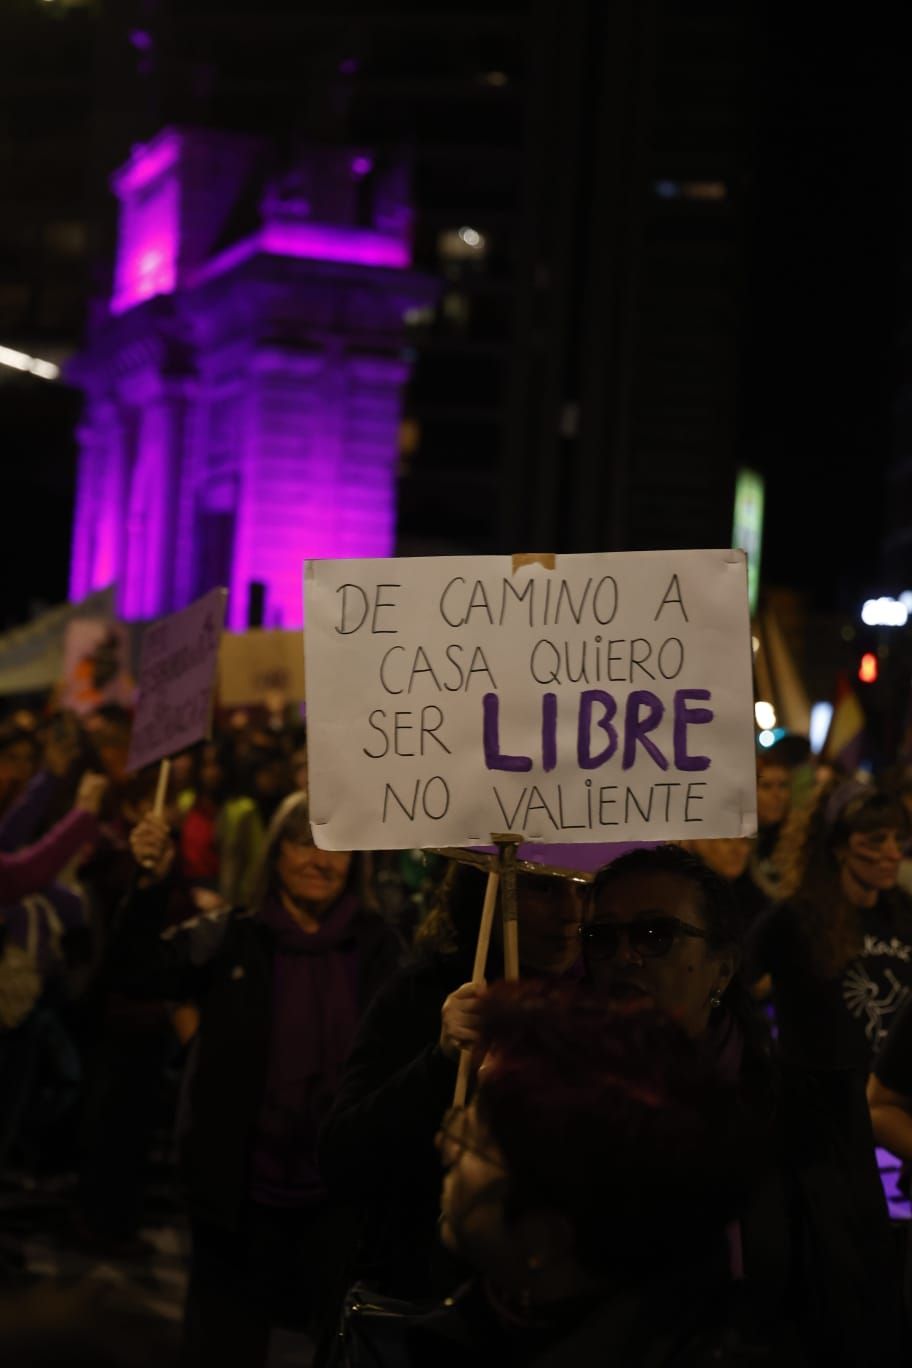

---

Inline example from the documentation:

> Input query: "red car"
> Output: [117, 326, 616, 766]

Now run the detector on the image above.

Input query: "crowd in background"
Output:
[1, 697, 912, 1364]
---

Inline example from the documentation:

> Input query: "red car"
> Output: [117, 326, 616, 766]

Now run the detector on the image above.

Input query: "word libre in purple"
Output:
[482, 688, 713, 775]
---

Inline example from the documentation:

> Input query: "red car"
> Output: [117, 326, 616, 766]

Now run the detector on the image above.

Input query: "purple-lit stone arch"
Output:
[69, 128, 437, 627]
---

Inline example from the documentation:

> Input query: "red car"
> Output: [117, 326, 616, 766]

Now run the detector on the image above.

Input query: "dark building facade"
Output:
[88, 0, 753, 564]
[3, 0, 757, 628]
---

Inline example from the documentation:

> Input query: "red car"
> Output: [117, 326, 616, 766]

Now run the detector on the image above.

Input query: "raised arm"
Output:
[0, 773, 107, 905]
[106, 813, 230, 1002]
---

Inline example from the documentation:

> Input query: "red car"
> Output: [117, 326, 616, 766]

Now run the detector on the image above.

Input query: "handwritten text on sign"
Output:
[127, 588, 228, 773]
[304, 552, 756, 849]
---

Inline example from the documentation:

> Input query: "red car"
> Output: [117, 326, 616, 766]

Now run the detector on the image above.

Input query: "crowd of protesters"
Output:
[2, 699, 912, 1364]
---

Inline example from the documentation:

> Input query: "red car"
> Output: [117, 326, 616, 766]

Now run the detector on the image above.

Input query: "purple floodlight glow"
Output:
[112, 129, 181, 197]
[193, 222, 411, 287]
[72, 128, 427, 625]
[110, 133, 180, 314]
[339, 57, 359, 75]
[261, 221, 409, 269]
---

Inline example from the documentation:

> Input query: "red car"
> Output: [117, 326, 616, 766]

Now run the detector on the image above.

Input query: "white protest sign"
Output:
[127, 588, 228, 773]
[304, 551, 756, 850]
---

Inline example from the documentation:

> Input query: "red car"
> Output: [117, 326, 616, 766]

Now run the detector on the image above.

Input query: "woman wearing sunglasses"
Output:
[583, 844, 743, 1041]
[582, 843, 899, 1368]
[337, 981, 802, 1367]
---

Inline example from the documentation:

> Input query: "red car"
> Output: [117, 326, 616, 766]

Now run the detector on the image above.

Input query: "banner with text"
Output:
[127, 588, 228, 773]
[304, 551, 756, 849]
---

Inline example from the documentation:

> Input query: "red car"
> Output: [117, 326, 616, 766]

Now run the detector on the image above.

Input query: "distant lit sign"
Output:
[809, 701, 834, 755]
[860, 593, 912, 628]
[732, 469, 764, 616]
[859, 653, 879, 684]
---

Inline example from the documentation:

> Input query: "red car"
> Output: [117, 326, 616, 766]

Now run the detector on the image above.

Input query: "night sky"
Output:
[746, 12, 909, 610]
[2, 5, 911, 625]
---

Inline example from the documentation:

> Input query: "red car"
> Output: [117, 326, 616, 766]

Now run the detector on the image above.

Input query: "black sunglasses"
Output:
[579, 917, 711, 961]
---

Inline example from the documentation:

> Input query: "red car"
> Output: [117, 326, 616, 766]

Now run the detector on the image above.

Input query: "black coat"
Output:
[110, 878, 401, 1232]
[319, 948, 470, 1297]
[321, 955, 901, 1365]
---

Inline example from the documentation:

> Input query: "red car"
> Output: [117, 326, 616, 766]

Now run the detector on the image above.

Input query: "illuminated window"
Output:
[858, 653, 878, 684]
[653, 180, 727, 202]
[403, 305, 434, 327]
[45, 221, 87, 258]
[438, 227, 488, 263]
[441, 292, 471, 328]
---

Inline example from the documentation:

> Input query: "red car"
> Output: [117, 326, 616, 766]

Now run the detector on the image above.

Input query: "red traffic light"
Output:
[858, 652, 878, 684]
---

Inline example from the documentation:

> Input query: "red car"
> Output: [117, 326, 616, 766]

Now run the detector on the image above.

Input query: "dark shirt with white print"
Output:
[750, 889, 912, 1073]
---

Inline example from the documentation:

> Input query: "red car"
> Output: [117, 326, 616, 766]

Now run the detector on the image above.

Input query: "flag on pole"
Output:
[823, 672, 867, 774]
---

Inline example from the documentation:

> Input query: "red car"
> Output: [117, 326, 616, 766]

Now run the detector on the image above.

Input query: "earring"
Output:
[709, 989, 723, 1009]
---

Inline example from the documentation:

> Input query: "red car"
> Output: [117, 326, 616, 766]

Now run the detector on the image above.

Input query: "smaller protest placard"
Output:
[127, 588, 228, 774]
[219, 630, 305, 707]
[62, 617, 134, 716]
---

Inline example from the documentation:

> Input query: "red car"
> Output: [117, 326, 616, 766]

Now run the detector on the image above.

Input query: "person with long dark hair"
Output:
[750, 781, 912, 1072]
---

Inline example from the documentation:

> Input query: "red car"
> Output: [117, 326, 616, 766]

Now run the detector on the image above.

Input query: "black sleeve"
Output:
[873, 994, 912, 1095]
[744, 901, 791, 981]
[107, 876, 230, 1002]
[319, 962, 457, 1196]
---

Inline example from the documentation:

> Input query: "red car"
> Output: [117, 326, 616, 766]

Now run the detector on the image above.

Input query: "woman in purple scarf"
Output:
[117, 794, 401, 1368]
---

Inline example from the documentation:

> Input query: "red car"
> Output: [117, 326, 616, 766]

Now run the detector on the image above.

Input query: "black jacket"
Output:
[322, 956, 900, 1366]
[110, 878, 401, 1232]
[319, 948, 470, 1297]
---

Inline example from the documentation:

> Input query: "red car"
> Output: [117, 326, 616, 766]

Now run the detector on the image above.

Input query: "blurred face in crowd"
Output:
[838, 826, 903, 904]
[199, 744, 223, 797]
[688, 837, 751, 883]
[254, 756, 288, 801]
[170, 751, 195, 792]
[0, 738, 35, 795]
[276, 831, 352, 918]
[292, 747, 308, 793]
[516, 872, 583, 975]
[585, 872, 735, 1038]
[88, 717, 131, 783]
[756, 764, 791, 828]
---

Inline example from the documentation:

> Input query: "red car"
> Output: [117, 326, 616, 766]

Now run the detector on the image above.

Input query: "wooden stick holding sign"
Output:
[494, 834, 523, 981]
[452, 868, 500, 1109]
[153, 757, 172, 819]
[451, 832, 525, 1107]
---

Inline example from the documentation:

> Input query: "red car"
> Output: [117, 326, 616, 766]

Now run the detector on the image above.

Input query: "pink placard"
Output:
[127, 588, 228, 773]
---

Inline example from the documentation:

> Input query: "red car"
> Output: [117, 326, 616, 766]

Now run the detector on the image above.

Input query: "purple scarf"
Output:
[250, 891, 361, 1207]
